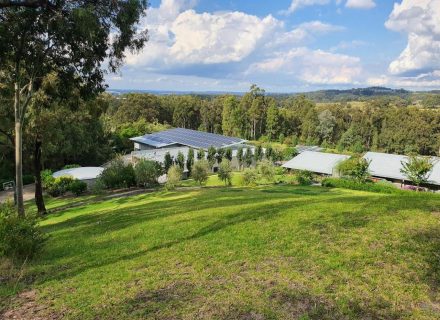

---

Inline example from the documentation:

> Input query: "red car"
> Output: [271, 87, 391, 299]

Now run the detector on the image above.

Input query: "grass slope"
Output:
[2, 185, 440, 319]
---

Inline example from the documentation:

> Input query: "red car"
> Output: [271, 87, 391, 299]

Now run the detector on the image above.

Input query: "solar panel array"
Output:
[130, 128, 246, 149]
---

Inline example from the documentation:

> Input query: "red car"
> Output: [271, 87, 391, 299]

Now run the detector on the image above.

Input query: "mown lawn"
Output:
[2, 185, 440, 319]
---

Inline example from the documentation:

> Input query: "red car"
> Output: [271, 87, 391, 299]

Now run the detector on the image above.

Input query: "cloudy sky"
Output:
[106, 0, 440, 92]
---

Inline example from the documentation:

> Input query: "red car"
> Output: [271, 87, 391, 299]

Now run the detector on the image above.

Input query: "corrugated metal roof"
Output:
[130, 128, 246, 149]
[53, 167, 103, 180]
[363, 152, 440, 185]
[282, 151, 350, 175]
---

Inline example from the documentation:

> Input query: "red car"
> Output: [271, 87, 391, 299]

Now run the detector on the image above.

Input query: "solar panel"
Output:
[130, 128, 246, 149]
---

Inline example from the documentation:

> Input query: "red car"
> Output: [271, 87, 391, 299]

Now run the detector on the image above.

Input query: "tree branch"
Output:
[0, 0, 57, 9]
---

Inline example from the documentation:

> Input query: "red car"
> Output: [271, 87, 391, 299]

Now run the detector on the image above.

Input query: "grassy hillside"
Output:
[2, 185, 440, 319]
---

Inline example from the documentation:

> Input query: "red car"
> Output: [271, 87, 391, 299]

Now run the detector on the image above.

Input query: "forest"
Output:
[1, 84, 440, 184]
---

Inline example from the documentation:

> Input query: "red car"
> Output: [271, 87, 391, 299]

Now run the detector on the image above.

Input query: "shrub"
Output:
[293, 170, 313, 186]
[166, 165, 182, 190]
[400, 155, 434, 187]
[91, 178, 106, 195]
[192, 160, 209, 185]
[241, 168, 258, 186]
[257, 160, 276, 183]
[46, 176, 75, 197]
[134, 159, 163, 188]
[22, 174, 34, 185]
[218, 160, 233, 186]
[0, 202, 46, 260]
[41, 169, 54, 188]
[283, 147, 298, 161]
[100, 157, 136, 189]
[322, 178, 402, 194]
[337, 157, 371, 182]
[69, 180, 87, 196]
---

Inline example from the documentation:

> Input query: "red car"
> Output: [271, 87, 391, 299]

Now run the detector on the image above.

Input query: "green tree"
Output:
[400, 155, 434, 187]
[236, 147, 244, 170]
[176, 151, 185, 171]
[197, 148, 205, 160]
[245, 147, 253, 167]
[218, 159, 233, 186]
[257, 160, 276, 183]
[316, 110, 336, 144]
[216, 148, 224, 164]
[225, 148, 233, 161]
[186, 148, 195, 175]
[192, 160, 209, 185]
[241, 168, 258, 186]
[0, 1, 148, 216]
[207, 146, 216, 169]
[165, 165, 182, 191]
[164, 152, 173, 172]
[337, 157, 371, 182]
[266, 101, 280, 141]
[134, 159, 162, 188]
[255, 145, 263, 161]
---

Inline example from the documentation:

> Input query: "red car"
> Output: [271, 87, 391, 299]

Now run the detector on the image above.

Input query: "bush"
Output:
[134, 159, 163, 188]
[322, 178, 402, 194]
[23, 174, 34, 185]
[192, 160, 209, 185]
[241, 168, 258, 186]
[292, 170, 313, 186]
[46, 176, 75, 197]
[166, 165, 182, 190]
[91, 178, 106, 195]
[218, 160, 233, 186]
[41, 169, 54, 188]
[257, 160, 276, 183]
[0, 202, 46, 260]
[100, 157, 136, 189]
[337, 157, 371, 182]
[69, 180, 88, 196]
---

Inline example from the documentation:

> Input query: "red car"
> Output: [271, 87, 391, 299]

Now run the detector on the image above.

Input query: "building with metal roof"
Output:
[363, 152, 440, 186]
[282, 151, 350, 175]
[130, 128, 246, 151]
[295, 145, 324, 153]
[52, 167, 104, 184]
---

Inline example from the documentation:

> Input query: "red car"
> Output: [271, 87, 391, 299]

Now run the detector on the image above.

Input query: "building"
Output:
[282, 151, 350, 176]
[131, 128, 246, 151]
[363, 152, 440, 187]
[52, 167, 104, 186]
[130, 128, 252, 171]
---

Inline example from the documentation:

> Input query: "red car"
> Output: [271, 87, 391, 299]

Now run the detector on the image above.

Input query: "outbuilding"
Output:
[282, 151, 350, 176]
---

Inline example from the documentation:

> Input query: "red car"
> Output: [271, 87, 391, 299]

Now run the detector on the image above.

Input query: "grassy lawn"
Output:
[2, 185, 440, 319]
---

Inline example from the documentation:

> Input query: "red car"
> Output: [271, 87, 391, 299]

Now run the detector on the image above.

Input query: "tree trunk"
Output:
[34, 138, 47, 215]
[14, 83, 25, 217]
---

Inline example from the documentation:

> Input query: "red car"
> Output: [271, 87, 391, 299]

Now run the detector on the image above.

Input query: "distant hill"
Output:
[107, 87, 440, 104]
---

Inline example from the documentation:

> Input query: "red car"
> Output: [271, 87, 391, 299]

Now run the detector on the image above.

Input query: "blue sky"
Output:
[106, 0, 440, 92]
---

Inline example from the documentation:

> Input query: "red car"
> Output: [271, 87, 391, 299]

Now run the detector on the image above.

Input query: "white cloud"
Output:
[268, 21, 344, 47]
[281, 0, 331, 15]
[385, 0, 440, 75]
[169, 11, 279, 64]
[345, 0, 376, 9]
[248, 48, 362, 85]
[125, 1, 280, 68]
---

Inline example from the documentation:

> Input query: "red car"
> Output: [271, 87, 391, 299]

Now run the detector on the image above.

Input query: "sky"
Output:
[105, 0, 440, 93]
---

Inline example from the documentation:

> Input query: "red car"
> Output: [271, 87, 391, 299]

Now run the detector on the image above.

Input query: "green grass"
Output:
[2, 185, 440, 319]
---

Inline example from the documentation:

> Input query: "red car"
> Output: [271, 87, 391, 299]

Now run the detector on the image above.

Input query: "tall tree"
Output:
[0, 0, 148, 216]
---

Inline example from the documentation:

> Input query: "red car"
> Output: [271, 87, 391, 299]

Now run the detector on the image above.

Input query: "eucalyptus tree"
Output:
[0, 0, 148, 216]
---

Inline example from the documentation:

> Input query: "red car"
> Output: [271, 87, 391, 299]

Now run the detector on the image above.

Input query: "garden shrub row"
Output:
[322, 178, 403, 194]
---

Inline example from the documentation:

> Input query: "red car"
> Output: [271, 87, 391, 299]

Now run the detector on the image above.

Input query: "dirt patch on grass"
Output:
[125, 281, 195, 318]
[1, 290, 65, 320]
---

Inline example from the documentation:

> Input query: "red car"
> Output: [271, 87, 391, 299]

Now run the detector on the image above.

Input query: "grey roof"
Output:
[363, 152, 440, 185]
[282, 151, 350, 175]
[53, 167, 103, 180]
[130, 128, 246, 149]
